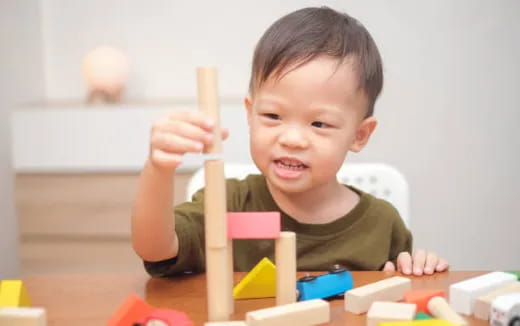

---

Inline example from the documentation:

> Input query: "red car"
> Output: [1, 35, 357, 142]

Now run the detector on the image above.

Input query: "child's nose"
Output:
[278, 126, 309, 149]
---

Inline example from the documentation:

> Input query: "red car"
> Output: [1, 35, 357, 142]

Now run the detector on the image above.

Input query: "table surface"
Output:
[22, 271, 491, 326]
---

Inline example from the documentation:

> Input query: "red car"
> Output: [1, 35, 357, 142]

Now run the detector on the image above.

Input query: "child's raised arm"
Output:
[131, 111, 227, 262]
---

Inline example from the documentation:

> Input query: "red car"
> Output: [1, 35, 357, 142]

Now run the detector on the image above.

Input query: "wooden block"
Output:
[0, 307, 46, 326]
[204, 160, 227, 248]
[378, 320, 457, 326]
[106, 293, 154, 326]
[227, 212, 280, 239]
[474, 281, 520, 320]
[403, 289, 445, 313]
[246, 299, 329, 326]
[506, 271, 520, 280]
[449, 271, 517, 315]
[227, 238, 234, 314]
[206, 247, 232, 321]
[367, 301, 416, 326]
[197, 67, 222, 154]
[275, 231, 297, 305]
[233, 258, 276, 299]
[204, 322, 246, 326]
[0, 280, 31, 307]
[414, 312, 433, 320]
[427, 296, 468, 326]
[344, 276, 411, 314]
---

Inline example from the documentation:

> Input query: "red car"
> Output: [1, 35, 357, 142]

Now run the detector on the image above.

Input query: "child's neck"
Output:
[266, 180, 360, 225]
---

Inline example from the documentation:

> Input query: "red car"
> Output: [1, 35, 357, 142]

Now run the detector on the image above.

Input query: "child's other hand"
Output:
[149, 111, 229, 170]
[382, 249, 449, 276]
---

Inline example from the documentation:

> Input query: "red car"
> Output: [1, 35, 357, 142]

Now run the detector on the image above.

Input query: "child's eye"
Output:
[263, 113, 280, 120]
[311, 121, 329, 128]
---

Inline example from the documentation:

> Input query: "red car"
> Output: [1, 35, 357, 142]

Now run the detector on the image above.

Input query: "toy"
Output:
[506, 271, 520, 281]
[275, 232, 296, 305]
[378, 320, 457, 326]
[413, 312, 433, 320]
[449, 271, 517, 315]
[0, 280, 31, 307]
[0, 307, 46, 325]
[344, 276, 411, 314]
[233, 258, 276, 299]
[245, 299, 329, 326]
[427, 296, 468, 326]
[135, 309, 194, 326]
[296, 264, 353, 301]
[366, 301, 416, 326]
[227, 212, 281, 239]
[106, 293, 154, 326]
[204, 322, 246, 326]
[403, 289, 445, 313]
[490, 293, 520, 326]
[198, 67, 233, 321]
[474, 281, 520, 320]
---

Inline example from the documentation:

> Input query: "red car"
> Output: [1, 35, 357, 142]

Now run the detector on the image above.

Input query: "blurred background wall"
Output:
[0, 0, 45, 277]
[3, 0, 519, 274]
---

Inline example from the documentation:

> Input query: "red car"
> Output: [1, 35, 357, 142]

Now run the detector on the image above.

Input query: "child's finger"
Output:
[222, 127, 230, 140]
[151, 132, 203, 154]
[435, 258, 449, 272]
[424, 252, 439, 275]
[397, 252, 412, 275]
[153, 120, 214, 146]
[150, 150, 183, 168]
[383, 261, 396, 272]
[167, 111, 215, 131]
[412, 249, 426, 276]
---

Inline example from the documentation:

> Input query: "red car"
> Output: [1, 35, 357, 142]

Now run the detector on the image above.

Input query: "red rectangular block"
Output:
[227, 212, 281, 239]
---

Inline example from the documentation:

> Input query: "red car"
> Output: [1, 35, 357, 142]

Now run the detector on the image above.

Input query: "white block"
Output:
[344, 276, 412, 314]
[366, 301, 416, 326]
[246, 299, 329, 326]
[0, 307, 46, 326]
[449, 271, 517, 315]
[204, 321, 246, 326]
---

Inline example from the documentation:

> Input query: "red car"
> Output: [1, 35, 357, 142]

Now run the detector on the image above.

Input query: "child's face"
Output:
[245, 55, 377, 195]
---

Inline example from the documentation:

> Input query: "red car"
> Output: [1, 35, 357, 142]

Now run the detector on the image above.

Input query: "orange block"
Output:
[107, 293, 154, 326]
[227, 212, 280, 239]
[403, 290, 446, 313]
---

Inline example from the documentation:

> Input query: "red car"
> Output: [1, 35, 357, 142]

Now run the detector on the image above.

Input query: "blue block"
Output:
[297, 268, 353, 301]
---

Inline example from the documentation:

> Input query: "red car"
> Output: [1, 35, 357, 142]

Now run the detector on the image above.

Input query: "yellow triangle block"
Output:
[0, 280, 32, 307]
[233, 257, 276, 299]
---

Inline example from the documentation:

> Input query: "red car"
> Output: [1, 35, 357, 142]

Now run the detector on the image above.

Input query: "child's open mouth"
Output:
[273, 158, 308, 179]
[275, 159, 307, 170]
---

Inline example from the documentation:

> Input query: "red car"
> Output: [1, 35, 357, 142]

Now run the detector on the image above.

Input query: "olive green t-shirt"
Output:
[144, 174, 412, 277]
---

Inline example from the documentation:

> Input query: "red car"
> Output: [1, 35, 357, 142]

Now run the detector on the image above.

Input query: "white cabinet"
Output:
[11, 104, 252, 172]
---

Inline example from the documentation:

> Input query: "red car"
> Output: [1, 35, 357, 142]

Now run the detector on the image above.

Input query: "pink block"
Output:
[227, 212, 281, 239]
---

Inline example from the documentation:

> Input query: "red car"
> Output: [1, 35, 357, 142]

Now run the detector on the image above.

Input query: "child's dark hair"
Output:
[249, 6, 383, 117]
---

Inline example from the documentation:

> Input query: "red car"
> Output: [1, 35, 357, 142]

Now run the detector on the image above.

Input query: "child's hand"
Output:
[149, 111, 229, 170]
[382, 249, 449, 276]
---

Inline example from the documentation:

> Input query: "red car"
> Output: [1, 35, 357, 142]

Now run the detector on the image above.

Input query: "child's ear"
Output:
[349, 117, 378, 152]
[244, 96, 253, 125]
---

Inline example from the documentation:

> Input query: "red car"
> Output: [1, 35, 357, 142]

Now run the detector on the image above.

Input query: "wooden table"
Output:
[23, 271, 491, 326]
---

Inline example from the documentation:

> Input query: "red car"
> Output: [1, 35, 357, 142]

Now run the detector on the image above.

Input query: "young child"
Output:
[131, 7, 448, 277]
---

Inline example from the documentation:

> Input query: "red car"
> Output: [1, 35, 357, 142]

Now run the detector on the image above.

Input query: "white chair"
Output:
[186, 162, 410, 227]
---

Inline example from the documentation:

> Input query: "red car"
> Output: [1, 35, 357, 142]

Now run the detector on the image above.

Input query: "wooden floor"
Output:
[15, 172, 194, 276]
